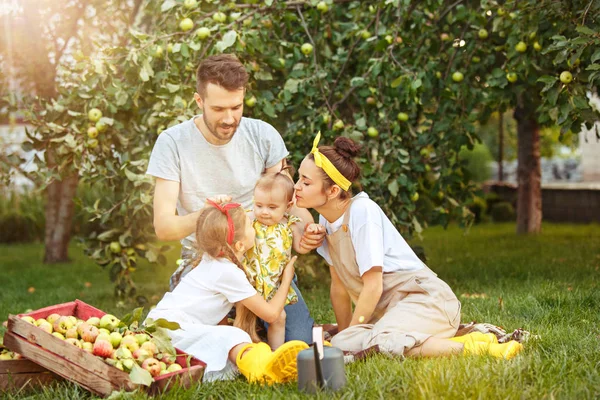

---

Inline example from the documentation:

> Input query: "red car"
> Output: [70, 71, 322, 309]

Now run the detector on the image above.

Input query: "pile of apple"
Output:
[20, 314, 182, 378]
[0, 347, 23, 360]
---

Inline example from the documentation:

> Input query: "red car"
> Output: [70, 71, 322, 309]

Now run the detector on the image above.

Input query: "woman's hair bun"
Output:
[333, 137, 361, 159]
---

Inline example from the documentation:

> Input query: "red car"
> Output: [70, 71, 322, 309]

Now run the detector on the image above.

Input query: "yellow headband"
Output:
[310, 132, 352, 191]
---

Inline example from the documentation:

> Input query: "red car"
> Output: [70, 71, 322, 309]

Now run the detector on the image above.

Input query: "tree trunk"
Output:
[514, 107, 542, 234]
[498, 111, 504, 181]
[43, 150, 79, 263]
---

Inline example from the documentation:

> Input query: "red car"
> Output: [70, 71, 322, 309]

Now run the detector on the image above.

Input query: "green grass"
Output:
[1, 223, 599, 399]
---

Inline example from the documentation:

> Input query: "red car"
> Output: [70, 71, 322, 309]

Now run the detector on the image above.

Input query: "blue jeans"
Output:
[263, 277, 314, 343]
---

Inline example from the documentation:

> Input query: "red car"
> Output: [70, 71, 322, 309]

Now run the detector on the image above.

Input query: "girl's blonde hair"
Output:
[194, 204, 261, 343]
[254, 167, 295, 203]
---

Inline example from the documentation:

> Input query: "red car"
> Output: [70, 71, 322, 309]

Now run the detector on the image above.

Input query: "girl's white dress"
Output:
[146, 254, 257, 381]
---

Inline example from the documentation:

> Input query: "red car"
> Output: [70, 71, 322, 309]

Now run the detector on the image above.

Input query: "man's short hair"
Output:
[196, 54, 249, 98]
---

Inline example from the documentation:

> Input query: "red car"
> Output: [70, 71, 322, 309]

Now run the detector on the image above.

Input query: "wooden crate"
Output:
[4, 299, 206, 397]
[0, 358, 62, 392]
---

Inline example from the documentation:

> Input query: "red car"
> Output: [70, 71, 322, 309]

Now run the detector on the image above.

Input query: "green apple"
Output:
[87, 138, 99, 148]
[411, 192, 420, 202]
[135, 333, 150, 345]
[367, 127, 379, 138]
[361, 30, 371, 40]
[195, 27, 210, 40]
[497, 7, 505, 16]
[509, 12, 517, 19]
[333, 119, 344, 130]
[52, 332, 66, 340]
[36, 319, 53, 334]
[212, 12, 227, 23]
[121, 335, 140, 352]
[21, 316, 36, 325]
[301, 43, 313, 55]
[115, 346, 133, 359]
[316, 1, 328, 12]
[533, 41, 542, 51]
[65, 327, 79, 339]
[109, 332, 123, 348]
[435, 71, 442, 79]
[82, 342, 94, 353]
[99, 314, 120, 331]
[96, 333, 112, 343]
[109, 241, 121, 254]
[452, 71, 464, 83]
[478, 29, 488, 39]
[440, 33, 451, 42]
[506, 72, 518, 83]
[98, 328, 110, 335]
[167, 43, 174, 53]
[53, 316, 74, 334]
[397, 112, 409, 122]
[179, 18, 194, 32]
[95, 120, 108, 133]
[560, 71, 573, 84]
[86, 317, 100, 327]
[183, 0, 197, 9]
[471, 56, 481, 63]
[385, 35, 393, 44]
[515, 41, 527, 53]
[322, 114, 331, 124]
[88, 108, 102, 122]
[167, 363, 183, 373]
[0, 353, 12, 360]
[153, 45, 163, 58]
[245, 96, 257, 108]
[87, 126, 98, 139]
[529, 31, 537, 40]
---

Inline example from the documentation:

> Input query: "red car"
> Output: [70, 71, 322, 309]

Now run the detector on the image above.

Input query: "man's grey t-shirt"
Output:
[146, 116, 288, 248]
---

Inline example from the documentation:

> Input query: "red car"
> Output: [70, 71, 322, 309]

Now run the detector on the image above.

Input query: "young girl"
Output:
[294, 133, 523, 360]
[145, 200, 308, 383]
[237, 171, 308, 350]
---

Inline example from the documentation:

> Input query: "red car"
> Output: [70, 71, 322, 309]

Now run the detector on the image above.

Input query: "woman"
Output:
[294, 133, 522, 359]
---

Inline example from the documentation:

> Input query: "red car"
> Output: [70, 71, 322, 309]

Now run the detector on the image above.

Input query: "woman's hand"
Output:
[282, 255, 297, 282]
[206, 194, 232, 205]
[299, 223, 326, 251]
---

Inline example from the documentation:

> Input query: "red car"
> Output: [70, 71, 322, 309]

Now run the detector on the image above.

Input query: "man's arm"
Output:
[153, 178, 201, 241]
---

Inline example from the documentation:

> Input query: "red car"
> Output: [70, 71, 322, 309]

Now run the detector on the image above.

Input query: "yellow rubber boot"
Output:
[463, 339, 523, 360]
[265, 340, 309, 383]
[236, 342, 275, 384]
[450, 332, 498, 344]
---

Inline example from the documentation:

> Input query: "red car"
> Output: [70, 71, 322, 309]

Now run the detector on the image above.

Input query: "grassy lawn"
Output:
[1, 222, 599, 399]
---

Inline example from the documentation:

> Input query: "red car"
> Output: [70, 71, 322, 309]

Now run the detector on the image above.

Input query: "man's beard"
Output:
[203, 114, 239, 142]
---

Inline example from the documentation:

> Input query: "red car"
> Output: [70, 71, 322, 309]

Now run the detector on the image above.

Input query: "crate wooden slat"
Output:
[0, 358, 62, 392]
[5, 299, 206, 397]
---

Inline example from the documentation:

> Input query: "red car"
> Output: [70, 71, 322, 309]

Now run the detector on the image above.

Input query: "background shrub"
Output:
[490, 201, 516, 222]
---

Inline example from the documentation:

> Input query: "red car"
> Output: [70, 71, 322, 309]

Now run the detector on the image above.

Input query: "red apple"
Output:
[142, 358, 162, 377]
[93, 340, 114, 358]
[80, 324, 100, 343]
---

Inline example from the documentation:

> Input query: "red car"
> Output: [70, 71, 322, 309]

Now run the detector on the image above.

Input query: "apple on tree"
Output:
[478, 28, 488, 39]
[301, 43, 313, 56]
[452, 71, 464, 83]
[316, 1, 328, 12]
[195, 27, 210, 40]
[88, 108, 102, 123]
[183, 0, 197, 9]
[397, 112, 409, 122]
[515, 41, 527, 53]
[245, 96, 257, 108]
[560, 71, 573, 84]
[212, 12, 227, 23]
[179, 18, 194, 32]
[367, 127, 379, 138]
[333, 120, 344, 130]
[506, 72, 518, 83]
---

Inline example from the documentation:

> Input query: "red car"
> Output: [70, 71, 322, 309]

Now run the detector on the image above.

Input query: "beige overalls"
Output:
[327, 202, 461, 355]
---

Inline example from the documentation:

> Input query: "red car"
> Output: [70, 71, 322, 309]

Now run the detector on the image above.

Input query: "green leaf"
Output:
[538, 75, 558, 93]
[388, 180, 399, 197]
[575, 26, 596, 36]
[390, 76, 403, 88]
[139, 60, 154, 82]
[591, 49, 600, 64]
[412, 216, 423, 234]
[586, 64, 600, 71]
[255, 71, 273, 81]
[160, 0, 177, 12]
[284, 78, 300, 94]
[350, 77, 365, 87]
[97, 229, 119, 241]
[129, 364, 153, 386]
[152, 318, 182, 331]
[411, 79, 422, 90]
[215, 30, 237, 52]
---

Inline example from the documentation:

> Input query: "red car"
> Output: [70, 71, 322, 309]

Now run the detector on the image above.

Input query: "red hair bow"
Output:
[206, 199, 241, 245]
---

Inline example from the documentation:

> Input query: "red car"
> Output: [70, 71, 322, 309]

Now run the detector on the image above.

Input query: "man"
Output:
[147, 54, 321, 343]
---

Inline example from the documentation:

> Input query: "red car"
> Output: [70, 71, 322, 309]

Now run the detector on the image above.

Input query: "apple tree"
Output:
[19, 0, 599, 297]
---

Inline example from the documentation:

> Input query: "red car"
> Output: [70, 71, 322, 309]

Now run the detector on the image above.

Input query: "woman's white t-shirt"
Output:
[149, 254, 257, 325]
[316, 192, 425, 276]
